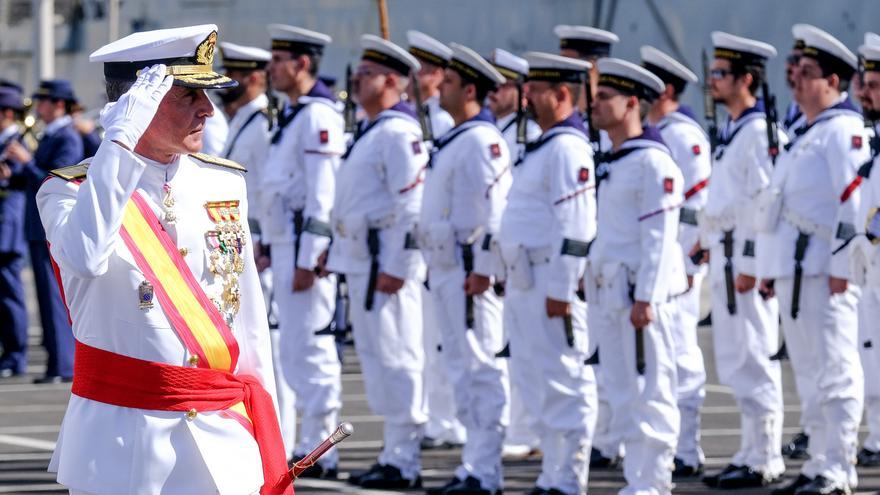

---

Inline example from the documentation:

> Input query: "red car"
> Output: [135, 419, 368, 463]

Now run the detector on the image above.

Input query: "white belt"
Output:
[781, 207, 833, 241]
[697, 208, 736, 233]
[334, 215, 395, 238]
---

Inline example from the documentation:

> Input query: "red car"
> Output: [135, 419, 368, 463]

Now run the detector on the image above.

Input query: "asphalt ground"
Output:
[1, 268, 879, 494]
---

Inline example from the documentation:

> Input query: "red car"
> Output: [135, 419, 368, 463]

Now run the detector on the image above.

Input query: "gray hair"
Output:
[105, 79, 135, 103]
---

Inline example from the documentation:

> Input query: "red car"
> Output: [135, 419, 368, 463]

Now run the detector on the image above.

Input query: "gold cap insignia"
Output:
[196, 31, 218, 66]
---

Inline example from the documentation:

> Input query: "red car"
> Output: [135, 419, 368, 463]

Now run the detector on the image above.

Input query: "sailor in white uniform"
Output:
[326, 35, 429, 489]
[405, 28, 465, 450]
[696, 32, 788, 490]
[499, 52, 597, 495]
[853, 36, 880, 470]
[421, 43, 510, 495]
[260, 24, 344, 476]
[758, 25, 869, 495]
[486, 47, 542, 461]
[641, 45, 710, 480]
[587, 57, 687, 495]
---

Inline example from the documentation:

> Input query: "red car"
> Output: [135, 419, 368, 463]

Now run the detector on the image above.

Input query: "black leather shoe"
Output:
[348, 463, 383, 485]
[771, 474, 813, 495]
[546, 490, 569, 495]
[33, 375, 73, 384]
[857, 447, 880, 466]
[781, 432, 810, 459]
[792, 475, 848, 495]
[703, 464, 743, 488]
[672, 457, 704, 479]
[356, 463, 421, 489]
[589, 447, 620, 469]
[288, 456, 337, 479]
[717, 467, 780, 489]
[421, 436, 461, 450]
[426, 475, 499, 495]
[525, 488, 548, 495]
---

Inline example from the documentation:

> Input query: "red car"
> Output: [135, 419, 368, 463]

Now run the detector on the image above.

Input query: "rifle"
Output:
[411, 74, 434, 144]
[583, 69, 601, 153]
[515, 77, 526, 145]
[343, 64, 357, 133]
[702, 49, 719, 150]
[265, 76, 279, 131]
[761, 79, 780, 164]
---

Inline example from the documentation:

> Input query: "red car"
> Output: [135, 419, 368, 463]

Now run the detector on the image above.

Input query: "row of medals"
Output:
[138, 184, 245, 327]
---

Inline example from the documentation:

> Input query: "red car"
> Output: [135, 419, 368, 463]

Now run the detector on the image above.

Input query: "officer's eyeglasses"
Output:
[709, 69, 733, 80]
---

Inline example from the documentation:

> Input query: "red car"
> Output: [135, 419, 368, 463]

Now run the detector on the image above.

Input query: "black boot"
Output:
[355, 463, 422, 489]
[671, 457, 704, 479]
[770, 474, 812, 495]
[589, 447, 620, 469]
[702, 464, 743, 488]
[716, 467, 780, 489]
[426, 475, 499, 495]
[793, 475, 848, 495]
[781, 431, 809, 459]
[856, 446, 880, 466]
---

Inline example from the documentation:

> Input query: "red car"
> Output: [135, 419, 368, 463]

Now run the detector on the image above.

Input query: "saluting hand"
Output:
[101, 64, 174, 151]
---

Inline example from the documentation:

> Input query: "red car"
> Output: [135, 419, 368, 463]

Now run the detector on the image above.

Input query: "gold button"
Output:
[179, 247, 189, 257]
[188, 355, 199, 366]
[185, 408, 198, 421]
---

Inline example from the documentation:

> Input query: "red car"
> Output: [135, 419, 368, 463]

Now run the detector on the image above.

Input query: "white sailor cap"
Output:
[90, 24, 235, 89]
[597, 57, 665, 102]
[860, 32, 880, 72]
[219, 42, 271, 71]
[793, 24, 857, 74]
[554, 25, 619, 57]
[448, 43, 505, 90]
[360, 34, 421, 75]
[267, 24, 331, 55]
[406, 30, 452, 67]
[711, 31, 777, 66]
[490, 49, 528, 81]
[640, 46, 698, 87]
[524, 51, 592, 83]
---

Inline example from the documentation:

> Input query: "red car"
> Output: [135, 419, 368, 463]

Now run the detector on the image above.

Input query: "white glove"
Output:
[101, 64, 174, 150]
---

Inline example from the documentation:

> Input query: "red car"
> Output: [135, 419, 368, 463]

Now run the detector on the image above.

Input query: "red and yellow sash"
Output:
[119, 191, 240, 371]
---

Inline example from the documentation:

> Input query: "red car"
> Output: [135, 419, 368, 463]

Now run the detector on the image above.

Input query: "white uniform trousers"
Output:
[504, 304, 542, 451]
[260, 266, 296, 457]
[589, 294, 679, 495]
[592, 362, 625, 460]
[505, 263, 596, 495]
[859, 286, 880, 452]
[776, 276, 863, 487]
[670, 274, 707, 468]
[428, 265, 509, 490]
[422, 283, 467, 445]
[273, 242, 342, 467]
[707, 262, 784, 475]
[348, 272, 427, 480]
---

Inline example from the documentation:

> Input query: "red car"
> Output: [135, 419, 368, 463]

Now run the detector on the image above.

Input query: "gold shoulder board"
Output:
[49, 161, 91, 181]
[189, 153, 247, 172]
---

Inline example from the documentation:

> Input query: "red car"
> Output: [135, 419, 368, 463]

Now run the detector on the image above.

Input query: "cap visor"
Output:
[172, 71, 237, 89]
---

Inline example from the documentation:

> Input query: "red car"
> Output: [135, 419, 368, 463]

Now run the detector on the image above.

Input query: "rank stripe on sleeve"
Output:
[118, 191, 241, 372]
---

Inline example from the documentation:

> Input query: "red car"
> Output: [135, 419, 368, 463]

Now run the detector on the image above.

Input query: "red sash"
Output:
[72, 340, 294, 495]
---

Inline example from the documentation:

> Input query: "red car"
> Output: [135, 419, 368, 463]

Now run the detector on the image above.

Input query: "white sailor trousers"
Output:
[776, 276, 863, 487]
[273, 241, 342, 466]
[707, 246, 784, 474]
[504, 262, 596, 495]
[428, 264, 509, 491]
[422, 283, 467, 445]
[669, 273, 707, 468]
[347, 272, 427, 479]
[858, 286, 880, 452]
[588, 273, 679, 495]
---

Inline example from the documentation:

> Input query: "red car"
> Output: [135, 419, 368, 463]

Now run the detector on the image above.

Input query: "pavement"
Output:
[2, 268, 880, 494]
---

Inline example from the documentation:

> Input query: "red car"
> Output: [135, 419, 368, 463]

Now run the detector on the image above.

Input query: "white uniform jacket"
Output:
[327, 101, 428, 280]
[498, 112, 596, 302]
[701, 103, 787, 277]
[656, 106, 712, 276]
[420, 109, 511, 276]
[589, 127, 687, 303]
[222, 94, 270, 226]
[37, 141, 276, 495]
[260, 81, 345, 269]
[757, 96, 870, 280]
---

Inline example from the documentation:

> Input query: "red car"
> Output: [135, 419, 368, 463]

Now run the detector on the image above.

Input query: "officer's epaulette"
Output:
[189, 153, 247, 172]
[48, 161, 90, 181]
